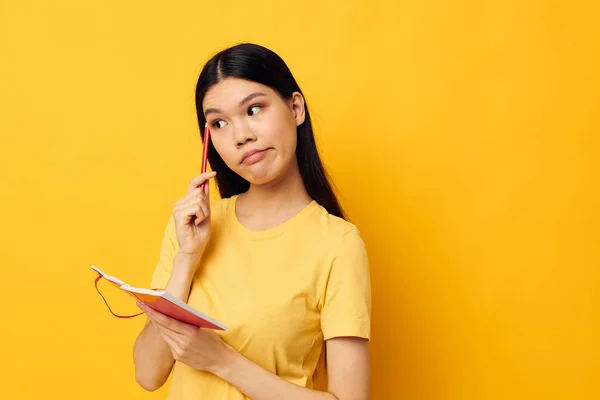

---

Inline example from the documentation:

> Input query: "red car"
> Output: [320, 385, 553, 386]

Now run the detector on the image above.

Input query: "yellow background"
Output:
[1, 1, 598, 399]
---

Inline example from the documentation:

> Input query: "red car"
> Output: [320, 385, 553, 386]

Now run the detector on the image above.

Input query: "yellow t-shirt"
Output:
[149, 194, 371, 399]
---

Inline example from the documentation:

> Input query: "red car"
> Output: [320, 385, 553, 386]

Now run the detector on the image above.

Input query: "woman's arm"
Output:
[132, 252, 201, 391]
[215, 336, 370, 400]
[139, 305, 370, 400]
[133, 171, 215, 391]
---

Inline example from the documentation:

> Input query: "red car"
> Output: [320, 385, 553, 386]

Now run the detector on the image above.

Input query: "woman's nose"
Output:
[234, 122, 257, 147]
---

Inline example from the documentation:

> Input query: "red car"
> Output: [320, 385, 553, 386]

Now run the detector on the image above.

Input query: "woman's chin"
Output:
[245, 174, 276, 187]
[240, 168, 284, 187]
[236, 156, 294, 188]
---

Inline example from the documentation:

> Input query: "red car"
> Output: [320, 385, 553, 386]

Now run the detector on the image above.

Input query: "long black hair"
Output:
[194, 43, 345, 219]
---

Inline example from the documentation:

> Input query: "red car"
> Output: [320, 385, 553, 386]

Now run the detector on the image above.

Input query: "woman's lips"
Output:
[241, 149, 269, 165]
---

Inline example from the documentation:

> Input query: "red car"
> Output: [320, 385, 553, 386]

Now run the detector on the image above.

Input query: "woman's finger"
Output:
[173, 203, 207, 225]
[186, 171, 216, 194]
[140, 302, 195, 336]
[197, 199, 210, 223]
[174, 188, 203, 210]
[183, 205, 207, 225]
[174, 190, 209, 216]
[174, 196, 201, 217]
[154, 324, 182, 354]
[154, 320, 183, 342]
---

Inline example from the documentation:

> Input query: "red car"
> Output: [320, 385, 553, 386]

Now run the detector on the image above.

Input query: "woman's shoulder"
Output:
[312, 203, 365, 246]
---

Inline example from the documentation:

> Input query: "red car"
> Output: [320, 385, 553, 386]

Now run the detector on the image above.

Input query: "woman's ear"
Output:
[289, 92, 306, 126]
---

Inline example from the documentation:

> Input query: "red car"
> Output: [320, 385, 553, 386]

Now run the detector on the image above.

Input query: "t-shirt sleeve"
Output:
[149, 215, 179, 290]
[321, 228, 372, 341]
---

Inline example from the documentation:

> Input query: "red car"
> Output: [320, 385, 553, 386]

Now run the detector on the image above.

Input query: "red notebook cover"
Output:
[127, 290, 226, 330]
[91, 265, 227, 331]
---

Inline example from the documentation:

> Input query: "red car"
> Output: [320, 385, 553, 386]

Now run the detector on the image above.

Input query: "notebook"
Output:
[91, 265, 227, 331]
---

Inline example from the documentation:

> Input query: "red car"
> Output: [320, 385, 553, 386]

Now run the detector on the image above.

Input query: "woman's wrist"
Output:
[163, 251, 205, 301]
[209, 342, 239, 378]
[174, 250, 204, 271]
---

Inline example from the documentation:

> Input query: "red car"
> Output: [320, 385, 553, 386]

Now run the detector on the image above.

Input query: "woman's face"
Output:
[202, 77, 305, 185]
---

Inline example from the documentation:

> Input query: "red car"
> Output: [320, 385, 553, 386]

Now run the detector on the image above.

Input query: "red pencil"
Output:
[200, 123, 211, 191]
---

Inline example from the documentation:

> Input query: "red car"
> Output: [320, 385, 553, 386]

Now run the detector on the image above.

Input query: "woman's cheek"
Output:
[212, 140, 234, 168]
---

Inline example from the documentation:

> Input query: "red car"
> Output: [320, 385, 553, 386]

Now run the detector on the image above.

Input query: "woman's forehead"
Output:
[203, 78, 274, 109]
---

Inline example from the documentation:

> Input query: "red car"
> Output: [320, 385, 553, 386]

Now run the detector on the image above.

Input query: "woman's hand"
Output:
[136, 305, 369, 400]
[172, 171, 217, 257]
[137, 301, 234, 374]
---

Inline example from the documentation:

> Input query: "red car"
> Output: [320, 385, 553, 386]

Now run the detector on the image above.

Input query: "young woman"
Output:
[133, 43, 371, 400]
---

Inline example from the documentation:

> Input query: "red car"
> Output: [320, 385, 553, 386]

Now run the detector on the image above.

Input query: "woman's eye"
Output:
[248, 105, 262, 116]
[211, 120, 226, 129]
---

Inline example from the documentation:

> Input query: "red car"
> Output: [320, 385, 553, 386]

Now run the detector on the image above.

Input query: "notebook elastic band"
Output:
[94, 275, 144, 319]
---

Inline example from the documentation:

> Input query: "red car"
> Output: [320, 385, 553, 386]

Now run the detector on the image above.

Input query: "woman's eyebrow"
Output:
[204, 92, 267, 118]
[238, 92, 267, 106]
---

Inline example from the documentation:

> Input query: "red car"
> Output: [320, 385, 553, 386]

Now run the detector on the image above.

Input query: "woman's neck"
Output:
[235, 162, 313, 231]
